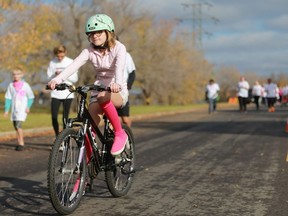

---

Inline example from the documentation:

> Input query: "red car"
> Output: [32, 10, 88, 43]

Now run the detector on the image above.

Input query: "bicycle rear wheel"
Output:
[47, 128, 86, 215]
[105, 124, 136, 197]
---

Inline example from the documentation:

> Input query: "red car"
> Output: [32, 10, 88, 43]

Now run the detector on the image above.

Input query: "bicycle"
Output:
[47, 83, 136, 215]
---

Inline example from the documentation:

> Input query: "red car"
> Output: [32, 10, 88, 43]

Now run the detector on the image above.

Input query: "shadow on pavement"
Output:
[0, 176, 57, 215]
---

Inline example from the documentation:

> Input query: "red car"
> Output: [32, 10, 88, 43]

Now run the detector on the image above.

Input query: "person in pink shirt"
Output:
[4, 67, 34, 151]
[47, 14, 128, 156]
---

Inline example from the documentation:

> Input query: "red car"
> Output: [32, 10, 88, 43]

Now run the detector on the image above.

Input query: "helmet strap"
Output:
[88, 37, 108, 50]
[92, 43, 108, 50]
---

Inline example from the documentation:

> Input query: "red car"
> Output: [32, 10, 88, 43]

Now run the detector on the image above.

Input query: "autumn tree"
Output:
[0, 2, 61, 73]
[125, 16, 214, 105]
[214, 66, 242, 101]
[0, 0, 25, 23]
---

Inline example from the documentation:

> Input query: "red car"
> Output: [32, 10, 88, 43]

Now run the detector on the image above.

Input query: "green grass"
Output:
[0, 112, 52, 132]
[0, 103, 213, 132]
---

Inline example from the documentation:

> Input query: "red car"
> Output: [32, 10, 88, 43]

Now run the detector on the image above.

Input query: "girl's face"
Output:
[88, 30, 107, 46]
[12, 70, 23, 82]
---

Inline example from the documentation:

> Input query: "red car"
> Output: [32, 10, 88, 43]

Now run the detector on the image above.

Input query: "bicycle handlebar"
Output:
[46, 83, 111, 93]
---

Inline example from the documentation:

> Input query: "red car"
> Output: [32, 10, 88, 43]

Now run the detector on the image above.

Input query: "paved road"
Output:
[0, 104, 288, 215]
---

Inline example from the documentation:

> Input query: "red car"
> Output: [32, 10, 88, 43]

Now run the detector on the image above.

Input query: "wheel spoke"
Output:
[105, 125, 135, 197]
[47, 128, 86, 215]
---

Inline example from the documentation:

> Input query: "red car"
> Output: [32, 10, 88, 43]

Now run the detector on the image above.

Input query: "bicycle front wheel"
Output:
[47, 128, 86, 215]
[105, 124, 136, 197]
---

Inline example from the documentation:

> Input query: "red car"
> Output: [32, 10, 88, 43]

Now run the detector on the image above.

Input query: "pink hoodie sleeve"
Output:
[114, 42, 127, 85]
[52, 49, 89, 84]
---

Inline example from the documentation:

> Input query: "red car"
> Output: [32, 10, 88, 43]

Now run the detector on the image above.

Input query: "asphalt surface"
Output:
[1, 103, 288, 216]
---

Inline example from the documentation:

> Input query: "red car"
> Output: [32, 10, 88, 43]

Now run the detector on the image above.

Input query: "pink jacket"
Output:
[53, 41, 127, 96]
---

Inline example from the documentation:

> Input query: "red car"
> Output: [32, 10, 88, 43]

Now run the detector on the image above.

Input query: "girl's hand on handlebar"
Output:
[47, 77, 62, 90]
[47, 79, 58, 90]
[109, 83, 121, 93]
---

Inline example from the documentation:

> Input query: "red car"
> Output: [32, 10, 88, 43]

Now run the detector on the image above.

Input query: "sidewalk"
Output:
[0, 109, 200, 142]
[0, 103, 237, 142]
[0, 127, 55, 142]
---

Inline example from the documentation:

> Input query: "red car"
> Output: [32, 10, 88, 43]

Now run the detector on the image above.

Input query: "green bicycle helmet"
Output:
[85, 14, 115, 35]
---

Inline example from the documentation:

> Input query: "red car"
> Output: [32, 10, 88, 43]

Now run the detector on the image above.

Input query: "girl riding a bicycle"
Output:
[47, 14, 128, 156]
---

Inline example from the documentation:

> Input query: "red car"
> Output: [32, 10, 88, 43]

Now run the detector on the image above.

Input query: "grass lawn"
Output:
[0, 103, 222, 132]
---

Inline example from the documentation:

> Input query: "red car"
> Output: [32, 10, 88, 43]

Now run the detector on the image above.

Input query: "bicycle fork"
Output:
[68, 127, 88, 201]
[73, 126, 86, 174]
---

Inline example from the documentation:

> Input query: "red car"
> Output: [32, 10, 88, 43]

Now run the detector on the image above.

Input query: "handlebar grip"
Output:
[92, 84, 111, 92]
[57, 83, 68, 90]
[45, 83, 68, 91]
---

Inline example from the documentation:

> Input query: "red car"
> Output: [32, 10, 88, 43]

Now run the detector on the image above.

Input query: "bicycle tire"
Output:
[47, 128, 87, 215]
[105, 124, 136, 197]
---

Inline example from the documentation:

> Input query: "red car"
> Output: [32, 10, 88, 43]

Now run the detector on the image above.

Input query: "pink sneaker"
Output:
[111, 130, 128, 156]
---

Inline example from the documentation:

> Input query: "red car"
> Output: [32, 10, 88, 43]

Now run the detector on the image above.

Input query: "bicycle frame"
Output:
[65, 86, 113, 175]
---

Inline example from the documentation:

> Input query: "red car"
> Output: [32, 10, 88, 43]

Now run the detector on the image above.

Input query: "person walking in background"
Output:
[280, 85, 288, 106]
[237, 76, 250, 113]
[47, 45, 78, 137]
[264, 78, 278, 112]
[262, 85, 268, 107]
[47, 14, 129, 156]
[117, 51, 136, 127]
[252, 81, 263, 111]
[4, 66, 34, 151]
[205, 79, 220, 114]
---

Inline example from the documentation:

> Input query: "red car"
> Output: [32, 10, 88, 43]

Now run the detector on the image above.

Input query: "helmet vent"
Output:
[85, 14, 114, 33]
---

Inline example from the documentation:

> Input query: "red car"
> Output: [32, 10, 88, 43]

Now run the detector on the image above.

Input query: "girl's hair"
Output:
[105, 30, 116, 48]
[14, 66, 24, 73]
[53, 45, 66, 55]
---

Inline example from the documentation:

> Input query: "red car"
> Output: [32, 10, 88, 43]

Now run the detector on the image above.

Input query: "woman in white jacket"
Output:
[264, 78, 278, 112]
[237, 76, 250, 112]
[47, 45, 78, 136]
[252, 81, 264, 111]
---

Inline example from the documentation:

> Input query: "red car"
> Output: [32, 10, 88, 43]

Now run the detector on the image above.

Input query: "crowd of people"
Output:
[237, 76, 280, 113]
[205, 76, 284, 114]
